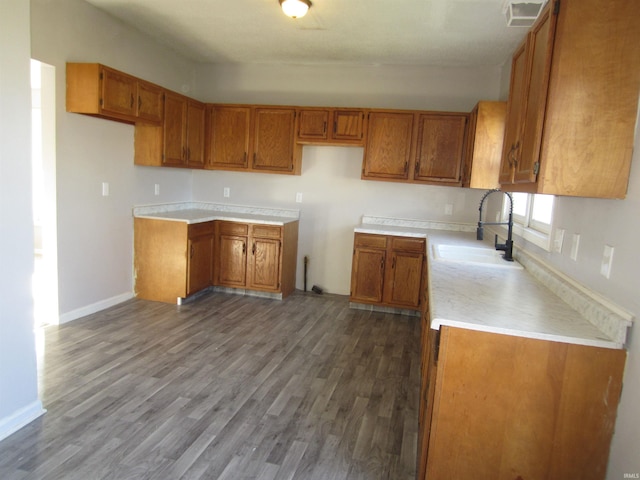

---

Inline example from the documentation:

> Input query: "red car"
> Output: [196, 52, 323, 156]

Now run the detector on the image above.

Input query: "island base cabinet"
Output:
[419, 326, 626, 480]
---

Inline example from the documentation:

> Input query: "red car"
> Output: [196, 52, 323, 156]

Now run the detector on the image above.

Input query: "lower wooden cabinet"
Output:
[134, 218, 214, 303]
[134, 218, 299, 303]
[350, 233, 425, 310]
[418, 325, 626, 480]
[214, 220, 299, 297]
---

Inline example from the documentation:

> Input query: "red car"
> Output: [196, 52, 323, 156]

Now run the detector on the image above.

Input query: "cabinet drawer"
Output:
[188, 221, 215, 237]
[391, 236, 426, 253]
[354, 233, 387, 249]
[218, 221, 248, 236]
[252, 224, 282, 239]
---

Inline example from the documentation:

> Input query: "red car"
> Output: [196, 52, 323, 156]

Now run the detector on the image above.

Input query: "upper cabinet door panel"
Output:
[253, 108, 296, 172]
[163, 92, 187, 166]
[414, 114, 467, 184]
[333, 110, 365, 141]
[101, 67, 136, 117]
[136, 80, 164, 123]
[208, 106, 251, 169]
[186, 100, 206, 168]
[515, 7, 555, 184]
[363, 111, 414, 180]
[298, 109, 329, 141]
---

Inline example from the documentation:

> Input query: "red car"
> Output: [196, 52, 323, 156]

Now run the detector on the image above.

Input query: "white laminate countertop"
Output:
[133, 202, 300, 225]
[354, 218, 627, 350]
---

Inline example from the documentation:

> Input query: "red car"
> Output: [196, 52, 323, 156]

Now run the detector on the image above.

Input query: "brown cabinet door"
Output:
[332, 110, 365, 141]
[208, 106, 251, 168]
[186, 235, 213, 296]
[136, 80, 163, 123]
[298, 109, 329, 141]
[350, 247, 386, 303]
[217, 234, 247, 287]
[248, 237, 281, 291]
[163, 92, 187, 166]
[101, 66, 136, 117]
[385, 250, 424, 307]
[186, 100, 206, 168]
[500, 39, 528, 185]
[253, 108, 296, 172]
[515, 7, 555, 184]
[414, 114, 466, 184]
[363, 111, 414, 180]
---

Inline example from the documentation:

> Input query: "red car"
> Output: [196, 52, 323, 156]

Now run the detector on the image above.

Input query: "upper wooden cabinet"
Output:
[206, 105, 251, 170]
[297, 108, 366, 145]
[500, 0, 640, 198]
[206, 105, 302, 175]
[362, 110, 468, 186]
[253, 107, 299, 174]
[66, 63, 163, 124]
[363, 111, 415, 180]
[462, 101, 506, 189]
[414, 113, 467, 185]
[136, 92, 205, 168]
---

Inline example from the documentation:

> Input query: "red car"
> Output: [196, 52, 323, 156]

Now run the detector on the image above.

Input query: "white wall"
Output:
[30, 0, 198, 319]
[496, 64, 640, 478]
[0, 0, 43, 439]
[192, 63, 502, 293]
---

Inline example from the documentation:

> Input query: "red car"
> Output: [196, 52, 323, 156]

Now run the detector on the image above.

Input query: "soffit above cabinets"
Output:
[83, 0, 528, 67]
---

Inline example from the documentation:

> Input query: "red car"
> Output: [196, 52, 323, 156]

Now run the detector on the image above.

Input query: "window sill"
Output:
[497, 224, 551, 252]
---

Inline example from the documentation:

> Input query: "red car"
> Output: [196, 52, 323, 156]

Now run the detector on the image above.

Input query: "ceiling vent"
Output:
[503, 0, 547, 27]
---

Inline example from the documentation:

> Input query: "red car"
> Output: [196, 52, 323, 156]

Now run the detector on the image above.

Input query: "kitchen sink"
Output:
[432, 244, 523, 269]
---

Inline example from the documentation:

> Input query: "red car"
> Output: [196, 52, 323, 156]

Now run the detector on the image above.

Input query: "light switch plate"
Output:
[154, 184, 160, 196]
[296, 192, 303, 203]
[600, 245, 614, 278]
[444, 204, 453, 216]
[570, 233, 580, 261]
[102, 182, 109, 196]
[553, 228, 565, 253]
[223, 187, 230, 198]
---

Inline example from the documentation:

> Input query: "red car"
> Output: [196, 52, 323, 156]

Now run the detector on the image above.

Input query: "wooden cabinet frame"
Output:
[350, 233, 425, 310]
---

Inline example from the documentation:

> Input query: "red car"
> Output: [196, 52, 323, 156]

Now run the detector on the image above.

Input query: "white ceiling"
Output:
[84, 0, 531, 67]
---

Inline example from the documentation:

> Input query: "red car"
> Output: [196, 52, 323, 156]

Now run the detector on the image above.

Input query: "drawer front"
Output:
[354, 233, 387, 249]
[188, 221, 215, 237]
[391, 236, 426, 253]
[217, 221, 249, 236]
[251, 224, 282, 239]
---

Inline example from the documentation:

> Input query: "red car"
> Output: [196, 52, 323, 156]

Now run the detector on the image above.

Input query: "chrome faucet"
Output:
[477, 188, 514, 262]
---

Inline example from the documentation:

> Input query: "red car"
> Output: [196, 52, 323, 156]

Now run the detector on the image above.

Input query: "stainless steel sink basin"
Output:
[432, 244, 523, 269]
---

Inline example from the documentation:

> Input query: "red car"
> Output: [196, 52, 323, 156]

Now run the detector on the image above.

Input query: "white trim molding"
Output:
[0, 401, 46, 443]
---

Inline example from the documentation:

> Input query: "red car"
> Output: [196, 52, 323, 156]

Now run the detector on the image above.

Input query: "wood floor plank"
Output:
[0, 291, 419, 479]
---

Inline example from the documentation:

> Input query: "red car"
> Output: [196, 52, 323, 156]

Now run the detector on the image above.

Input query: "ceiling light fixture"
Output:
[279, 0, 312, 19]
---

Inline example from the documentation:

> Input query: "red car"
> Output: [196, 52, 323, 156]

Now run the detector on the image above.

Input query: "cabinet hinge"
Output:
[553, 0, 560, 14]
[434, 329, 441, 363]
[533, 161, 540, 176]
[99, 98, 103, 107]
[99, 72, 103, 80]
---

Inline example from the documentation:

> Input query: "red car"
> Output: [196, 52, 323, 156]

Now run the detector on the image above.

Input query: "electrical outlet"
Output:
[296, 192, 303, 203]
[154, 184, 160, 196]
[102, 182, 109, 196]
[570, 233, 580, 261]
[223, 187, 230, 198]
[553, 228, 565, 253]
[600, 245, 614, 279]
[444, 204, 453, 216]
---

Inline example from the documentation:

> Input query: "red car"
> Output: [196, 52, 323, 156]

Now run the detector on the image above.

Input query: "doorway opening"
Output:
[31, 59, 59, 327]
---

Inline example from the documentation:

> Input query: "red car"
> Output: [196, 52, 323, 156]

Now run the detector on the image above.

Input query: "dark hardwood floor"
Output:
[0, 291, 420, 479]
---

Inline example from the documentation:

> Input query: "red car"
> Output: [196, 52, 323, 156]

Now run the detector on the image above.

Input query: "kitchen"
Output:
[1, 0, 639, 478]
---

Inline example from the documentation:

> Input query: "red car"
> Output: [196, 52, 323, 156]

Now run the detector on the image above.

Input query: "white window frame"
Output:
[502, 192, 554, 251]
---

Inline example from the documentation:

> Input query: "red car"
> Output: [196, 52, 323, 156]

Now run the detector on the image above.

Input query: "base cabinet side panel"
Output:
[423, 327, 625, 480]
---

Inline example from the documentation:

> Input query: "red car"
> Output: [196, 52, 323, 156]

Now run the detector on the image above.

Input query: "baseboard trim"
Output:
[58, 292, 134, 324]
[0, 401, 46, 442]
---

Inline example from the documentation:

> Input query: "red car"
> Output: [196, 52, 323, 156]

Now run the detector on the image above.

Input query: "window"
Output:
[503, 192, 555, 250]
